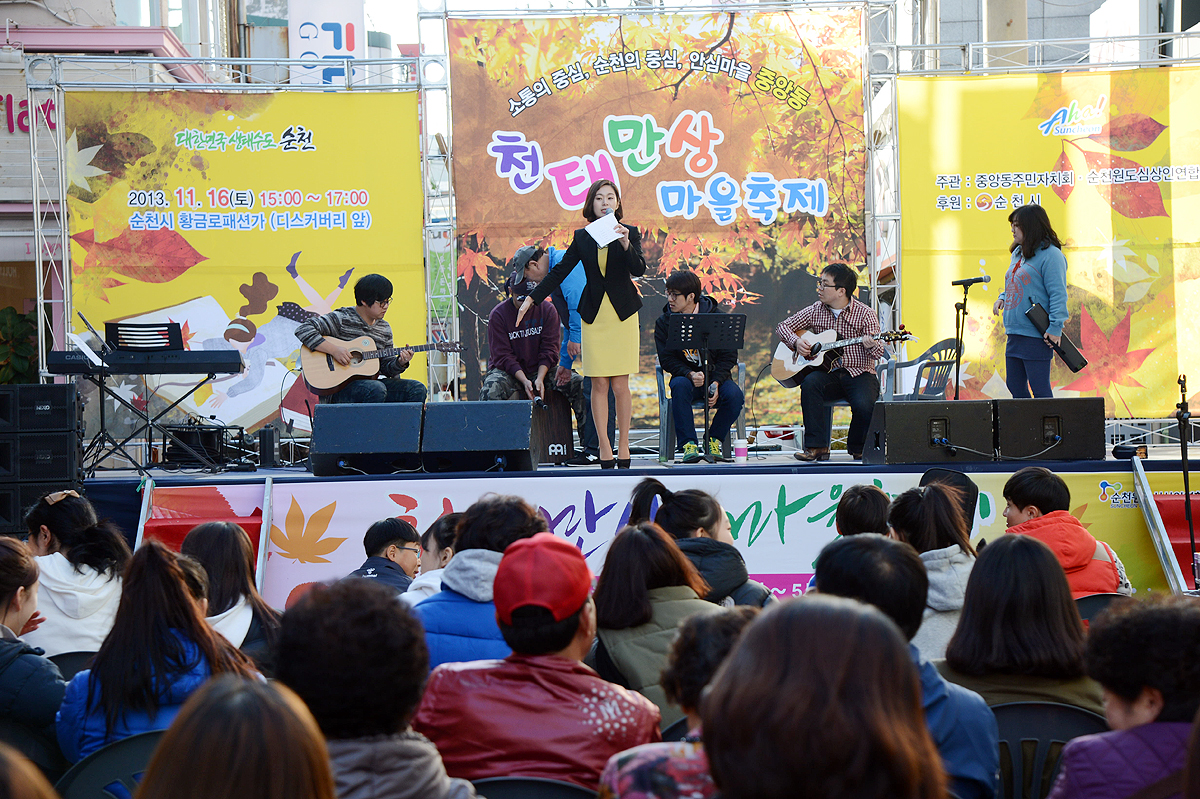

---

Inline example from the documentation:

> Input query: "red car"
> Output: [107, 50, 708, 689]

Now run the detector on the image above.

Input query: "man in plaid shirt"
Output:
[775, 264, 885, 461]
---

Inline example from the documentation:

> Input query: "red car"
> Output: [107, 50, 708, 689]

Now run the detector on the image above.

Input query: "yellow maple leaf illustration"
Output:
[269, 497, 345, 563]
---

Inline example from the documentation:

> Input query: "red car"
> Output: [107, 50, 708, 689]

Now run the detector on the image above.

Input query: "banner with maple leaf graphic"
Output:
[64, 91, 424, 432]
[898, 66, 1200, 417]
[447, 11, 867, 423]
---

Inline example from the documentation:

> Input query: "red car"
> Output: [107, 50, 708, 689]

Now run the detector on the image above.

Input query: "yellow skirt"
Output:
[580, 247, 640, 377]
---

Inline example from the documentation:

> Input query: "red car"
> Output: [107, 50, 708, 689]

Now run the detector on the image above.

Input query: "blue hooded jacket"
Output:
[415, 550, 510, 670]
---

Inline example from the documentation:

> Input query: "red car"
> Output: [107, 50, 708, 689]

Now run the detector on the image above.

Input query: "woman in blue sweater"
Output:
[992, 204, 1069, 399]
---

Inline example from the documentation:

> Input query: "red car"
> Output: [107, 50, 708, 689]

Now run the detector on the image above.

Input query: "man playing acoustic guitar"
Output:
[775, 263, 884, 462]
[294, 273, 427, 404]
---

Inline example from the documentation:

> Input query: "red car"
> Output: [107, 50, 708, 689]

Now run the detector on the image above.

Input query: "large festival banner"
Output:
[898, 68, 1200, 417]
[64, 91, 424, 433]
[447, 11, 867, 424]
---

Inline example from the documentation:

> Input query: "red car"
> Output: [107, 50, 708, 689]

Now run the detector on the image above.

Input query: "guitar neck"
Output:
[364, 343, 440, 360]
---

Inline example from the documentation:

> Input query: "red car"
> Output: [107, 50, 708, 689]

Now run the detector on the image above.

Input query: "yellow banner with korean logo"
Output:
[899, 68, 1200, 417]
[64, 91, 423, 431]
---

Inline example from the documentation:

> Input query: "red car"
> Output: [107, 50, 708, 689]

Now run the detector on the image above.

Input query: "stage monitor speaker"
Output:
[0, 384, 78, 433]
[861, 400, 994, 465]
[0, 482, 64, 534]
[310, 403, 423, 476]
[422, 401, 536, 472]
[994, 397, 1106, 461]
[0, 432, 82, 483]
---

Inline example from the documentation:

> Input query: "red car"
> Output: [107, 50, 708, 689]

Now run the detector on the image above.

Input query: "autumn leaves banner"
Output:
[899, 68, 1200, 417]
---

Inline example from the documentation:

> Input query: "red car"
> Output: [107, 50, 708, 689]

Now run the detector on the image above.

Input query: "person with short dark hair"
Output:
[294, 273, 427, 404]
[654, 270, 745, 463]
[1003, 466, 1131, 598]
[591, 522, 720, 728]
[415, 495, 546, 669]
[1047, 595, 1200, 799]
[836, 484, 891, 536]
[701, 597, 947, 799]
[814, 534, 999, 799]
[936, 534, 1104, 715]
[347, 518, 421, 594]
[276, 580, 477, 799]
[600, 607, 758, 799]
[414, 533, 660, 790]
[775, 263, 886, 461]
[401, 513, 461, 606]
[888, 483, 978, 659]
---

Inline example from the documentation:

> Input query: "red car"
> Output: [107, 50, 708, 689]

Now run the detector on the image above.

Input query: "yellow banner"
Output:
[65, 91, 423, 431]
[899, 67, 1200, 417]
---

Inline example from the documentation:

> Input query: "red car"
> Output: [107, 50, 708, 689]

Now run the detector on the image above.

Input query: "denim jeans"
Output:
[1005, 357, 1053, 398]
[326, 376, 427, 404]
[669, 376, 745, 446]
[800, 368, 879, 453]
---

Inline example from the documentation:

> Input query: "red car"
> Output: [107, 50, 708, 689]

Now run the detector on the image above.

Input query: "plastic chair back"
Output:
[0, 718, 70, 782]
[55, 729, 166, 799]
[472, 776, 597, 798]
[992, 701, 1108, 799]
[49, 651, 97, 681]
[661, 716, 690, 742]
[1075, 593, 1126, 624]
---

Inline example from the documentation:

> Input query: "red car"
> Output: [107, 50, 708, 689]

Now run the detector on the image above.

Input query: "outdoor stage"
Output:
[83, 448, 1196, 610]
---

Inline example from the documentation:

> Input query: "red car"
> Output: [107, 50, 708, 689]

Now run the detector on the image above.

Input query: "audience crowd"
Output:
[0, 468, 1192, 799]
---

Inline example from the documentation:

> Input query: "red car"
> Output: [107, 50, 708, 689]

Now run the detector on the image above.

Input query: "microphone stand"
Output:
[953, 282, 975, 401]
[1179, 375, 1197, 589]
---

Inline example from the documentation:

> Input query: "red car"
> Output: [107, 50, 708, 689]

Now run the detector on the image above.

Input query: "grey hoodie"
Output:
[326, 732, 480, 799]
[910, 544, 975, 660]
[439, 550, 502, 603]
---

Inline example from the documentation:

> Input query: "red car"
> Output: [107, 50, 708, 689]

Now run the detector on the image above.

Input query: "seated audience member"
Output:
[937, 534, 1104, 714]
[401, 514, 461, 606]
[22, 490, 131, 657]
[814, 534, 999, 799]
[1047, 595, 1200, 799]
[592, 522, 720, 728]
[414, 533, 660, 790]
[599, 607, 758, 799]
[0, 538, 68, 765]
[175, 555, 209, 615]
[837, 483, 891, 536]
[346, 518, 421, 594]
[0, 741, 58, 799]
[888, 483, 977, 658]
[277, 579, 477, 799]
[56, 541, 257, 762]
[181, 522, 281, 674]
[1003, 466, 1132, 598]
[702, 596, 947, 799]
[628, 478, 773, 607]
[134, 676, 336, 799]
[415, 495, 545, 669]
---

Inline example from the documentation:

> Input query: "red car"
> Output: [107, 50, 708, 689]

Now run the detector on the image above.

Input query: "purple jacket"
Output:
[1046, 722, 1190, 799]
[487, 298, 560, 379]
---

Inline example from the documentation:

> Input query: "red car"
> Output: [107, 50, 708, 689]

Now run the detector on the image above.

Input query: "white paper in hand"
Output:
[585, 214, 622, 248]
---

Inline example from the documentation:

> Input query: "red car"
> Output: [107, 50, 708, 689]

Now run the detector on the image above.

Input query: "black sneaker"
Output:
[565, 451, 599, 467]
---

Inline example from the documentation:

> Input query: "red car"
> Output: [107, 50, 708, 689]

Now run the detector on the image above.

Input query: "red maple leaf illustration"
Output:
[1080, 152, 1167, 219]
[72, 228, 208, 284]
[1051, 151, 1073, 203]
[1062, 306, 1154, 414]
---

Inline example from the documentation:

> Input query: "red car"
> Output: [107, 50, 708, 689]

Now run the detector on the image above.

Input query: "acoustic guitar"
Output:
[300, 336, 463, 395]
[771, 329, 913, 388]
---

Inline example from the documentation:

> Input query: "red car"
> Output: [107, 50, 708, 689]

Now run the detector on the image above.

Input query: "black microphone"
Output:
[951, 275, 991, 287]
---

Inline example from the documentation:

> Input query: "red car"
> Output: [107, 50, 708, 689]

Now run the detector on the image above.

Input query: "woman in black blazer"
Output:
[519, 179, 646, 468]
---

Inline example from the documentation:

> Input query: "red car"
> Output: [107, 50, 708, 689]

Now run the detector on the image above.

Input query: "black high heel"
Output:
[617, 458, 631, 469]
[600, 459, 617, 470]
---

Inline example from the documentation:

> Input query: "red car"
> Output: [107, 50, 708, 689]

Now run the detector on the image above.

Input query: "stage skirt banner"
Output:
[898, 67, 1200, 417]
[177, 468, 1173, 609]
[64, 91, 424, 433]
[446, 10, 868, 423]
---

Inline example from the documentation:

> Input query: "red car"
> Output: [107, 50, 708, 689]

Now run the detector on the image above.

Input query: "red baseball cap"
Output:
[494, 533, 592, 625]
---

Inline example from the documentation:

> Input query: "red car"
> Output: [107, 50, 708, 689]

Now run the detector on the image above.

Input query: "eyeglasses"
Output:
[819, 281, 839, 290]
[378, 299, 391, 306]
[45, 490, 80, 505]
[395, 545, 420, 554]
[666, 291, 683, 300]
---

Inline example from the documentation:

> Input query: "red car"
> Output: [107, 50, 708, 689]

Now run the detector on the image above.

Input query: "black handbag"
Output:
[1025, 301, 1088, 373]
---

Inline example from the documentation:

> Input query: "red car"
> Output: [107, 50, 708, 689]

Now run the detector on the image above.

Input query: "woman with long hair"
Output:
[135, 675, 336, 799]
[937, 534, 1103, 714]
[888, 483, 977, 659]
[56, 540, 257, 762]
[401, 513, 462, 606]
[180, 522, 281, 674]
[628, 478, 773, 607]
[991, 203, 1069, 399]
[22, 489, 131, 656]
[591, 522, 718, 727]
[702, 597, 947, 799]
[518, 179, 647, 468]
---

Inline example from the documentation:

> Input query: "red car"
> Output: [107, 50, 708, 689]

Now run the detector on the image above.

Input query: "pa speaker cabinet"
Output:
[310, 403, 423, 476]
[422, 401, 536, 472]
[861, 401, 994, 465]
[0, 384, 79, 433]
[0, 483, 67, 534]
[0, 433, 82, 482]
[994, 397, 1105, 461]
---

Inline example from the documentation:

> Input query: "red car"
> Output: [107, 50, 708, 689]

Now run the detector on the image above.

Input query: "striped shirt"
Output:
[775, 298, 884, 378]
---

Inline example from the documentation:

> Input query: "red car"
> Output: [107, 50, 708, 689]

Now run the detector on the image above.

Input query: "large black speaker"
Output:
[310, 403, 423, 476]
[422, 401, 536, 472]
[0, 384, 78, 432]
[0, 482, 61, 534]
[0, 432, 81, 482]
[994, 398, 1105, 461]
[861, 400, 994, 465]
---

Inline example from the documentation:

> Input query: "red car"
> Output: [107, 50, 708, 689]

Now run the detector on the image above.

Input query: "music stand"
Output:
[665, 313, 746, 463]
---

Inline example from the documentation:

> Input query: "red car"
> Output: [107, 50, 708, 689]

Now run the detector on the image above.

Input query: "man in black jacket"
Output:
[654, 270, 744, 463]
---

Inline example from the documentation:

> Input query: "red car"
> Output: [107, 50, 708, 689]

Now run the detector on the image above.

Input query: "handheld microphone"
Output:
[602, 207, 613, 216]
[951, 275, 991, 287]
